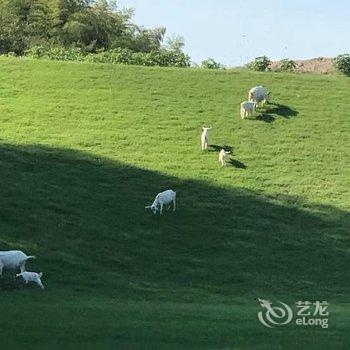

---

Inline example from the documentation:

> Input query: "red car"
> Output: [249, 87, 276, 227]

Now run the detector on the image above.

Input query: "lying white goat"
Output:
[145, 189, 176, 215]
[201, 127, 212, 150]
[219, 149, 231, 166]
[240, 101, 257, 119]
[16, 271, 44, 289]
[0, 250, 35, 276]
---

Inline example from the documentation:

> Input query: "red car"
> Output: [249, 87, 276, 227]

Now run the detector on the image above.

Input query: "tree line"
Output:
[1, 1, 348, 73]
[0, 0, 189, 66]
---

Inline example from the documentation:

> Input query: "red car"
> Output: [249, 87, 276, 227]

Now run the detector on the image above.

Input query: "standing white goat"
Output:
[201, 127, 212, 150]
[145, 190, 176, 215]
[16, 271, 44, 289]
[219, 149, 231, 166]
[240, 101, 257, 119]
[0, 250, 35, 276]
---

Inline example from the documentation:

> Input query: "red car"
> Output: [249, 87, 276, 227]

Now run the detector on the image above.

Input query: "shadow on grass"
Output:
[228, 158, 247, 169]
[0, 143, 349, 299]
[256, 113, 275, 123]
[209, 144, 233, 152]
[265, 102, 299, 118]
[254, 102, 298, 123]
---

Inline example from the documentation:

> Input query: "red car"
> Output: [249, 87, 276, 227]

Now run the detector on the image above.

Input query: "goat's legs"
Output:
[20, 261, 26, 273]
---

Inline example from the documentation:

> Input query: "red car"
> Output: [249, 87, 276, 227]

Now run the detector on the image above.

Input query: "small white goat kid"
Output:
[0, 250, 35, 276]
[145, 189, 176, 215]
[219, 149, 231, 166]
[240, 101, 257, 119]
[16, 271, 44, 289]
[201, 127, 212, 150]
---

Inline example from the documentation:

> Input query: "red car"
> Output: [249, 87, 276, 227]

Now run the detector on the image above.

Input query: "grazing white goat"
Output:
[0, 250, 35, 276]
[248, 85, 271, 107]
[201, 127, 212, 150]
[145, 189, 176, 215]
[240, 101, 257, 119]
[219, 149, 231, 166]
[16, 271, 44, 289]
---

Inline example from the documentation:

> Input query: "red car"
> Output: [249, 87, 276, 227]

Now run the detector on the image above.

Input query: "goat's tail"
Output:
[26, 255, 36, 260]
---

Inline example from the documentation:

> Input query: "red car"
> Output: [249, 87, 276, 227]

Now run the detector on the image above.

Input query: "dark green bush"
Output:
[247, 56, 271, 71]
[201, 58, 225, 69]
[276, 58, 296, 72]
[333, 54, 350, 76]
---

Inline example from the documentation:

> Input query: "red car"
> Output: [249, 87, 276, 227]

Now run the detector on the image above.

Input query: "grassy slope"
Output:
[0, 57, 349, 349]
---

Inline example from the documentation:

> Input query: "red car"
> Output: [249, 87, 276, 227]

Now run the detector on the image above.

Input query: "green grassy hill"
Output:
[0, 57, 349, 349]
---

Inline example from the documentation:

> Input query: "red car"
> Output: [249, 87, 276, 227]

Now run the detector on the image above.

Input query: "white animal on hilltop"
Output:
[16, 271, 44, 289]
[0, 250, 35, 276]
[240, 101, 257, 119]
[248, 86, 271, 106]
[219, 149, 231, 166]
[145, 189, 176, 215]
[201, 127, 212, 150]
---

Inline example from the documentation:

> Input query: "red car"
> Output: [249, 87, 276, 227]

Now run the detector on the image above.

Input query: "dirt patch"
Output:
[271, 57, 335, 74]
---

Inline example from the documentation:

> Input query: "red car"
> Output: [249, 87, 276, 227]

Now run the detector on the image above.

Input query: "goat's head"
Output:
[145, 205, 158, 214]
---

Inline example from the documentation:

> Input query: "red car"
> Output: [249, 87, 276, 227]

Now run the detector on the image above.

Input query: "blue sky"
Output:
[117, 0, 350, 67]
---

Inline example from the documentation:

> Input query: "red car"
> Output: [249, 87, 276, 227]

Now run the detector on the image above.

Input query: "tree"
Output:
[128, 26, 166, 53]
[0, 10, 27, 54]
[0, 0, 61, 52]
[164, 35, 185, 53]
[27, 1, 59, 39]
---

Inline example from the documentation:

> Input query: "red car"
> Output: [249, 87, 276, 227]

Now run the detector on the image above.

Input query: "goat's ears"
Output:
[145, 206, 151, 209]
[39, 272, 43, 278]
[267, 91, 271, 95]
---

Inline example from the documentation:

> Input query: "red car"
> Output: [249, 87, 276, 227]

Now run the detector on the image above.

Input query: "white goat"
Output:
[248, 85, 271, 107]
[0, 250, 35, 276]
[201, 127, 212, 150]
[145, 189, 176, 215]
[219, 149, 231, 166]
[16, 271, 44, 289]
[240, 101, 257, 119]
